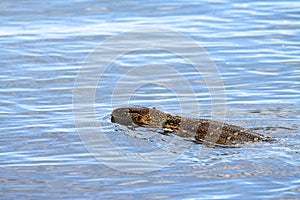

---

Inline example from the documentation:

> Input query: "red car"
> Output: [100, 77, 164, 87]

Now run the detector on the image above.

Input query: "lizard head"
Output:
[111, 106, 151, 126]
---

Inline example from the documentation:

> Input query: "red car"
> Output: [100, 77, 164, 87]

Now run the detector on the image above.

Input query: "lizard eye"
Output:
[136, 115, 142, 121]
[132, 114, 145, 125]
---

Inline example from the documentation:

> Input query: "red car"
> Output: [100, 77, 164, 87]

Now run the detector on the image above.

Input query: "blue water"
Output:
[1, 0, 300, 199]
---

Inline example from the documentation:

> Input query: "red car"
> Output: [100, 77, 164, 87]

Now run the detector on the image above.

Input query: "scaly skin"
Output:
[111, 106, 274, 146]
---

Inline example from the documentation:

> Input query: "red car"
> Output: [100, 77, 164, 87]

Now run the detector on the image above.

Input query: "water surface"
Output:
[1, 0, 300, 199]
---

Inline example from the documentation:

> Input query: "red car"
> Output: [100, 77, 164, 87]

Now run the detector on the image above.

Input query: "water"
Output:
[1, 0, 300, 199]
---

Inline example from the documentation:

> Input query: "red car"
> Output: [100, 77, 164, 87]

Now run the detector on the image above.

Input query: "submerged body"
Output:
[111, 106, 273, 146]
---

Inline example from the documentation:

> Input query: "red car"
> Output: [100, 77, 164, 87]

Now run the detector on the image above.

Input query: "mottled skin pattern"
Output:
[111, 106, 274, 146]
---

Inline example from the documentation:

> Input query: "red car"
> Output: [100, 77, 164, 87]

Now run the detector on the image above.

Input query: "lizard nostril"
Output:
[111, 115, 115, 122]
